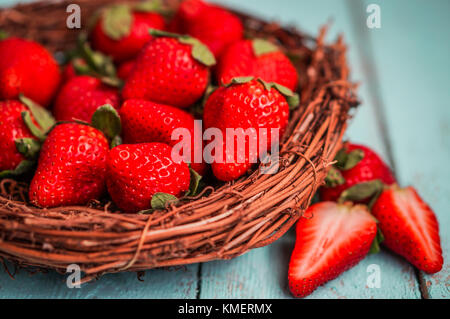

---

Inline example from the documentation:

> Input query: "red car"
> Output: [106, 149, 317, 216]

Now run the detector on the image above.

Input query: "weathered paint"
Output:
[0, 0, 447, 298]
[359, 0, 450, 299]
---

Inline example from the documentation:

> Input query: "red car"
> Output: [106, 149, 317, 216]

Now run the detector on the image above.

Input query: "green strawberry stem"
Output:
[69, 34, 123, 87]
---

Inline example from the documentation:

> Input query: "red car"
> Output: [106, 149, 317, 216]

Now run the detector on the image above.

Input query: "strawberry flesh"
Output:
[288, 202, 377, 298]
[372, 186, 443, 273]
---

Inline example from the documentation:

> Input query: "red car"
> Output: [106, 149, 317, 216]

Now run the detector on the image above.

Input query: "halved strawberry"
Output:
[372, 186, 443, 274]
[288, 202, 377, 298]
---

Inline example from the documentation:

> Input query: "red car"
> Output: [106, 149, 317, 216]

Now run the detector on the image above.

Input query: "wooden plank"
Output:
[199, 0, 420, 299]
[358, 0, 450, 299]
[0, 261, 199, 298]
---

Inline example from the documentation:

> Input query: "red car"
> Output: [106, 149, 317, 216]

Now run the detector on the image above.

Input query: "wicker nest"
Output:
[0, 0, 358, 283]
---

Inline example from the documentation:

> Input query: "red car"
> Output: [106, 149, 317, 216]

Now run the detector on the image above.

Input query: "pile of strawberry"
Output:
[0, 0, 442, 297]
[289, 143, 443, 297]
[0, 0, 299, 213]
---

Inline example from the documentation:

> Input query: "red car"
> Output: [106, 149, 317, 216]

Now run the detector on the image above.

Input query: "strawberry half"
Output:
[372, 186, 443, 274]
[289, 202, 377, 298]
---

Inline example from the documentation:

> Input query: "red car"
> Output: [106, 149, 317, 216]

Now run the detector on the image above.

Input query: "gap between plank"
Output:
[195, 263, 203, 299]
[345, 0, 426, 299]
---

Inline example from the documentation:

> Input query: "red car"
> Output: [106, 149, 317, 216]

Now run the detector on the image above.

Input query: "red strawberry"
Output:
[53, 75, 120, 122]
[0, 38, 60, 107]
[0, 100, 38, 171]
[120, 99, 207, 175]
[170, 0, 243, 58]
[203, 78, 295, 181]
[372, 186, 443, 273]
[62, 62, 77, 83]
[91, 3, 165, 62]
[122, 31, 215, 108]
[216, 39, 298, 91]
[289, 202, 377, 298]
[320, 143, 396, 202]
[117, 59, 136, 80]
[29, 123, 109, 208]
[106, 143, 190, 213]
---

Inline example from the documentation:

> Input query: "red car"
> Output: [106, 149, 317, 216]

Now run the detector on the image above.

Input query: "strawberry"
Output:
[372, 186, 443, 273]
[91, 2, 166, 62]
[320, 143, 396, 202]
[120, 99, 207, 175]
[170, 0, 243, 58]
[288, 202, 377, 298]
[203, 78, 297, 181]
[106, 143, 190, 213]
[0, 100, 38, 172]
[216, 39, 299, 91]
[0, 37, 60, 107]
[62, 61, 77, 83]
[122, 30, 215, 108]
[29, 123, 109, 208]
[117, 59, 136, 80]
[53, 75, 120, 122]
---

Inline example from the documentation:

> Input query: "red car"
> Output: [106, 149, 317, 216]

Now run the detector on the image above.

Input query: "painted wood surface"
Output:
[0, 0, 448, 299]
[357, 0, 450, 299]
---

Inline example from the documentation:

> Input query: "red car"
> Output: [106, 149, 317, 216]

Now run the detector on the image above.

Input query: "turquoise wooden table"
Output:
[0, 0, 448, 299]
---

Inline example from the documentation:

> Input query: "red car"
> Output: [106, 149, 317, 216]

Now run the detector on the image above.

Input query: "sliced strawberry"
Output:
[288, 202, 377, 298]
[372, 186, 443, 274]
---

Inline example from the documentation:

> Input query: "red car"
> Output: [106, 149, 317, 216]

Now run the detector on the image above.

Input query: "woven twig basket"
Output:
[0, 0, 358, 283]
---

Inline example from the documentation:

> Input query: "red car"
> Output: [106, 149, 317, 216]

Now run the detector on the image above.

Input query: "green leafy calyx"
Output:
[338, 179, 384, 204]
[19, 94, 55, 142]
[91, 104, 122, 146]
[71, 34, 122, 87]
[324, 166, 345, 187]
[102, 4, 133, 40]
[0, 160, 34, 179]
[15, 138, 41, 160]
[334, 148, 365, 170]
[252, 39, 279, 56]
[186, 168, 202, 197]
[149, 29, 216, 67]
[369, 228, 385, 254]
[151, 193, 178, 210]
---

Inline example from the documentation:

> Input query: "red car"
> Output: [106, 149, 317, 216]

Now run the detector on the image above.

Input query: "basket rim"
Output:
[0, 0, 358, 283]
